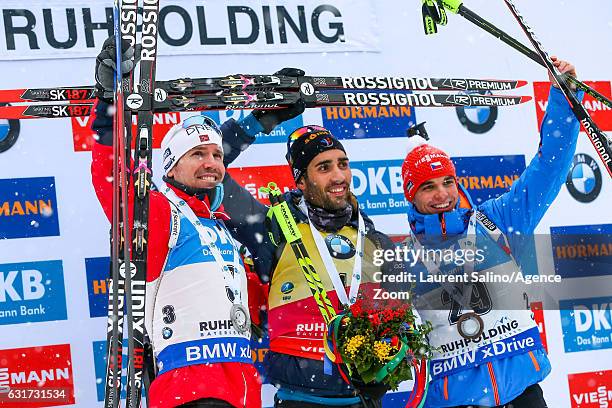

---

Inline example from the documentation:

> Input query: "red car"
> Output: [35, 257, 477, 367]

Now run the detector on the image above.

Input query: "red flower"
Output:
[351, 299, 364, 316]
[391, 336, 400, 349]
[386, 299, 400, 309]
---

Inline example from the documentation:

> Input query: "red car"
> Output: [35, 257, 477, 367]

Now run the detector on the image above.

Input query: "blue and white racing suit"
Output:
[406, 86, 582, 407]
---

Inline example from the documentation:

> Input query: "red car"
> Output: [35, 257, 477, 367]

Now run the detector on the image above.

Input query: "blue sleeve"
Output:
[221, 113, 264, 167]
[222, 173, 275, 283]
[92, 100, 114, 145]
[218, 114, 276, 283]
[219, 116, 275, 281]
[479, 86, 583, 235]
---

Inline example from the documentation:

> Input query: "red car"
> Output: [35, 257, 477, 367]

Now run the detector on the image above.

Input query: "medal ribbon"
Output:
[163, 187, 244, 306]
[298, 199, 366, 308]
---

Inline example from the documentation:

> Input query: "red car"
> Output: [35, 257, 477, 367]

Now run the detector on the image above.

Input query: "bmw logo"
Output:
[566, 153, 602, 203]
[325, 234, 356, 259]
[456, 91, 498, 134]
[162, 327, 173, 339]
[0, 105, 20, 153]
[280, 281, 294, 294]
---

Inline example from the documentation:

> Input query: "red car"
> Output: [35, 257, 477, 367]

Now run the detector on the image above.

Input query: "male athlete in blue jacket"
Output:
[400, 58, 581, 407]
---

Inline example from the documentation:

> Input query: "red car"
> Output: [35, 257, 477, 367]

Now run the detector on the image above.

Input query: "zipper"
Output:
[241, 363, 248, 408]
[440, 213, 447, 236]
[486, 362, 501, 406]
[443, 376, 449, 400]
[528, 351, 541, 372]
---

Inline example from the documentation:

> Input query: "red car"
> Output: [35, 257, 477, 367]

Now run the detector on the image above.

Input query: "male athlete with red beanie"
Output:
[400, 58, 581, 408]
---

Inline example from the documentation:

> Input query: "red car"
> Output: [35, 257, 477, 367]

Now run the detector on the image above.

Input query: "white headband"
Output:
[161, 118, 223, 175]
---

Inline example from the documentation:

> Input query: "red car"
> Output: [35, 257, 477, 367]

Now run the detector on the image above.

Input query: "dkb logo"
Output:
[0, 260, 67, 325]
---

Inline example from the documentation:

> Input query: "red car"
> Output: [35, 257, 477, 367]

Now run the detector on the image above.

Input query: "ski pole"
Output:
[501, 0, 612, 178]
[104, 1, 128, 407]
[428, 0, 612, 108]
[259, 182, 338, 324]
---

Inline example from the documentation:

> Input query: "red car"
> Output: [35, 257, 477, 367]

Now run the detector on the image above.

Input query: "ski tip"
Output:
[516, 80, 529, 88]
[520, 95, 533, 103]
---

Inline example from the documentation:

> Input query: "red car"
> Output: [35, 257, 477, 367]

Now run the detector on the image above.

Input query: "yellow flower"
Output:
[344, 335, 366, 359]
[373, 341, 393, 362]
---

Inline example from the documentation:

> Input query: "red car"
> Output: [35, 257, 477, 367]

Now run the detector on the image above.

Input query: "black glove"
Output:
[92, 100, 114, 146]
[351, 378, 390, 400]
[252, 67, 306, 134]
[95, 36, 139, 103]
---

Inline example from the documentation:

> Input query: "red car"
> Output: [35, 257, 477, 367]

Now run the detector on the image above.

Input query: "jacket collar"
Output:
[407, 184, 474, 236]
[165, 182, 229, 221]
[287, 189, 375, 234]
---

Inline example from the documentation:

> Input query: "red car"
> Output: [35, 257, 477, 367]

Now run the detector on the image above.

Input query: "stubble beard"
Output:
[303, 177, 350, 211]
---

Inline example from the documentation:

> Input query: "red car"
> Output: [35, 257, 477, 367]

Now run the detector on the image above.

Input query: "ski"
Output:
[125, 0, 161, 406]
[103, 265, 124, 408]
[260, 182, 337, 325]
[435, 0, 612, 109]
[0, 87, 95, 103]
[161, 75, 528, 94]
[104, 0, 138, 406]
[106, 1, 124, 407]
[0, 91, 532, 119]
[0, 103, 93, 119]
[0, 76, 527, 103]
[503, 0, 612, 178]
[310, 91, 530, 108]
[319, 76, 527, 92]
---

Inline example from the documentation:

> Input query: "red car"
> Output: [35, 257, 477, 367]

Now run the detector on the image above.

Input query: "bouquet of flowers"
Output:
[324, 298, 433, 402]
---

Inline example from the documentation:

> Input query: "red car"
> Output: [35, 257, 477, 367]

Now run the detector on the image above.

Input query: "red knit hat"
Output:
[401, 136, 456, 202]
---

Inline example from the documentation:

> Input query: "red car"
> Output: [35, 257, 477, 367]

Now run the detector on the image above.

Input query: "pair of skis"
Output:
[0, 75, 533, 120]
[106, 0, 159, 408]
[0, 76, 526, 103]
[422, 0, 612, 178]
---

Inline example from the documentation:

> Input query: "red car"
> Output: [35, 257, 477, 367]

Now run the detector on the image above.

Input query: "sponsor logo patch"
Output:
[322, 104, 416, 140]
[560, 296, 612, 353]
[568, 369, 612, 407]
[202, 111, 304, 144]
[249, 335, 270, 382]
[325, 234, 356, 259]
[0, 177, 59, 239]
[0, 115, 20, 153]
[0, 344, 74, 407]
[280, 282, 294, 295]
[85, 257, 110, 318]
[229, 155, 525, 216]
[530, 301, 548, 352]
[0, 260, 67, 325]
[456, 90, 498, 134]
[551, 223, 612, 278]
[227, 165, 295, 205]
[565, 153, 602, 203]
[454, 155, 525, 204]
[534, 81, 612, 131]
[71, 111, 180, 152]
